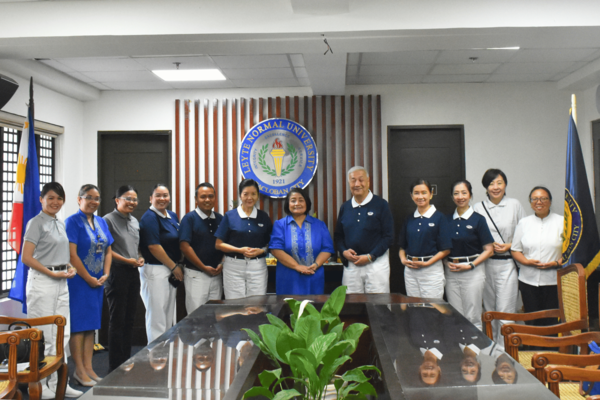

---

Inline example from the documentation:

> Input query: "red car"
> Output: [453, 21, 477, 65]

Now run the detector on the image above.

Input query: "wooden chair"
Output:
[0, 316, 68, 400]
[482, 263, 588, 370]
[0, 328, 43, 400]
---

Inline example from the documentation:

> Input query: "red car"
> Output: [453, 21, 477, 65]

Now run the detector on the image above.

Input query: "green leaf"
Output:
[294, 315, 322, 347]
[259, 325, 283, 362]
[342, 323, 368, 355]
[334, 378, 344, 391]
[272, 389, 301, 400]
[329, 322, 344, 341]
[319, 355, 351, 388]
[322, 286, 346, 318]
[354, 365, 381, 375]
[266, 314, 291, 333]
[287, 348, 318, 369]
[299, 302, 320, 319]
[243, 387, 273, 399]
[308, 332, 337, 364]
[343, 394, 368, 400]
[289, 353, 320, 398]
[341, 368, 369, 383]
[243, 328, 274, 360]
[276, 331, 306, 364]
[258, 369, 281, 390]
[352, 382, 377, 397]
[340, 382, 359, 399]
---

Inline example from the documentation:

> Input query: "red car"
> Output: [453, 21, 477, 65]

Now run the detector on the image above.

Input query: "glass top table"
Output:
[81, 294, 559, 400]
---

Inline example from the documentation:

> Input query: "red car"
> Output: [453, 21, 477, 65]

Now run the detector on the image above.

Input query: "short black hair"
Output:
[41, 182, 65, 200]
[151, 183, 169, 196]
[238, 179, 259, 196]
[196, 182, 215, 198]
[451, 180, 473, 197]
[283, 188, 312, 215]
[78, 184, 100, 197]
[529, 186, 552, 202]
[115, 185, 138, 199]
[410, 179, 432, 193]
[482, 168, 508, 189]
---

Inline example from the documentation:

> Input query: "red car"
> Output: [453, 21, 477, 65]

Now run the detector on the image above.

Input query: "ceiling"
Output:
[1, 0, 600, 100]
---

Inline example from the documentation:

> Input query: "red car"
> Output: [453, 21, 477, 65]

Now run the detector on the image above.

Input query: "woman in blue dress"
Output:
[269, 188, 334, 295]
[66, 184, 114, 386]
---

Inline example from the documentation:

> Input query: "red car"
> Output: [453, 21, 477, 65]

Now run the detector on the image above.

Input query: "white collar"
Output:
[237, 205, 257, 219]
[150, 205, 170, 219]
[453, 206, 474, 220]
[351, 191, 373, 208]
[414, 204, 436, 218]
[420, 347, 443, 360]
[459, 343, 481, 355]
[195, 207, 215, 220]
[485, 197, 506, 209]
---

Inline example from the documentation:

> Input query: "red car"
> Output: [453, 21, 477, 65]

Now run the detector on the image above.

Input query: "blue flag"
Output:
[8, 99, 41, 313]
[563, 112, 600, 277]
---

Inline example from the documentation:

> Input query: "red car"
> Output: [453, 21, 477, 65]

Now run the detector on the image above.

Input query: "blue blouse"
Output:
[215, 207, 272, 251]
[65, 209, 114, 276]
[398, 206, 452, 256]
[139, 208, 181, 265]
[446, 208, 494, 257]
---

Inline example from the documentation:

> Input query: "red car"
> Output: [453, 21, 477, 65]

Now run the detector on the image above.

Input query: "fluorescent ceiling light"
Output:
[485, 47, 520, 50]
[153, 69, 226, 81]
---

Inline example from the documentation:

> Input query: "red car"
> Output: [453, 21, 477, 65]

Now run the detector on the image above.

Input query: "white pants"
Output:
[483, 258, 518, 350]
[140, 263, 177, 344]
[342, 251, 390, 294]
[183, 267, 223, 314]
[404, 259, 445, 299]
[222, 257, 267, 299]
[26, 269, 71, 390]
[445, 261, 486, 331]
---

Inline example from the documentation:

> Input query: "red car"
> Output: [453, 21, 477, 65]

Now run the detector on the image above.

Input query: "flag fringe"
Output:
[585, 250, 600, 279]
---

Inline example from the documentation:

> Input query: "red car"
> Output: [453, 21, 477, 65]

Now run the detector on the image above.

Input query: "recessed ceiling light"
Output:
[152, 69, 226, 81]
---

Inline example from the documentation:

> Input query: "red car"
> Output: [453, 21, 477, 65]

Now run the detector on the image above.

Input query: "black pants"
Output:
[105, 264, 141, 372]
[518, 281, 559, 327]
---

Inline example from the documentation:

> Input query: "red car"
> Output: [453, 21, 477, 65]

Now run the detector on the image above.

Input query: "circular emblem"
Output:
[239, 118, 318, 198]
[563, 188, 582, 263]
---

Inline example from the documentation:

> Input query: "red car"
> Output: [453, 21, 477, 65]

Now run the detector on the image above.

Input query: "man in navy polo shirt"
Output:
[179, 183, 224, 313]
[334, 166, 394, 293]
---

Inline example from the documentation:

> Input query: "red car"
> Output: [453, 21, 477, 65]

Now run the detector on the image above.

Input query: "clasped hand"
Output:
[239, 247, 264, 258]
[343, 249, 370, 266]
[526, 259, 558, 269]
[447, 262, 471, 272]
[296, 264, 316, 275]
[403, 259, 430, 269]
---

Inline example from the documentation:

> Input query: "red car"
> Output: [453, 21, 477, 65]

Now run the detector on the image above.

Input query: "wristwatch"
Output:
[468, 262, 475, 269]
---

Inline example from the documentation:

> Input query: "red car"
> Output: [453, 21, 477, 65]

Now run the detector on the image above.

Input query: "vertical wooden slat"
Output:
[213, 100, 219, 213]
[331, 96, 337, 228]
[184, 100, 191, 214]
[211, 342, 218, 392]
[376, 95, 383, 196]
[321, 97, 328, 228]
[294, 96, 299, 124]
[195, 100, 200, 188]
[341, 96, 346, 202]
[276, 97, 283, 221]
[223, 99, 229, 212]
[268, 98, 274, 220]
[350, 95, 355, 168]
[358, 95, 364, 167]
[367, 95, 373, 188]
[311, 96, 318, 219]
[232, 99, 238, 206]
[229, 347, 236, 384]
[220, 342, 227, 387]
[204, 100, 209, 184]
[175, 100, 181, 217]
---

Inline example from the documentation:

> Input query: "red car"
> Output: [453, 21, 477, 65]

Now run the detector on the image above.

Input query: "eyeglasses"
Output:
[530, 197, 550, 203]
[80, 196, 101, 203]
[118, 197, 138, 203]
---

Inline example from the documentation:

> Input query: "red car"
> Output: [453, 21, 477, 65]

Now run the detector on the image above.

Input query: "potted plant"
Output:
[243, 286, 380, 400]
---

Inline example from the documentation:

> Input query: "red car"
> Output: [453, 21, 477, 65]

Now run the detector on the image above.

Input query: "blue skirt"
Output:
[68, 274, 103, 333]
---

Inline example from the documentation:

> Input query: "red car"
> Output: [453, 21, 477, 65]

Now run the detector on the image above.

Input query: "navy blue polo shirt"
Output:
[334, 192, 394, 260]
[140, 207, 181, 265]
[398, 205, 452, 256]
[446, 207, 494, 258]
[179, 208, 224, 269]
[214, 206, 272, 251]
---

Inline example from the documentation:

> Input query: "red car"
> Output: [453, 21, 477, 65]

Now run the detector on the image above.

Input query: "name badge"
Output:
[466, 225, 473, 229]
[368, 211, 374, 216]
[429, 223, 435, 227]
[95, 242, 104, 254]
[258, 223, 264, 227]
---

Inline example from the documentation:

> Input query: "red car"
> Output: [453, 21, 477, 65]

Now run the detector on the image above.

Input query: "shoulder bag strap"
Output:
[481, 202, 506, 244]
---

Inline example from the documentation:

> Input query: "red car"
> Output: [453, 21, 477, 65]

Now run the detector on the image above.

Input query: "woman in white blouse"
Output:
[511, 186, 563, 326]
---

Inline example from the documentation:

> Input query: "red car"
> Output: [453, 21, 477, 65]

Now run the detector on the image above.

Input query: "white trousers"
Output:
[222, 257, 267, 299]
[183, 267, 223, 314]
[483, 258, 518, 350]
[140, 263, 177, 344]
[445, 261, 486, 331]
[404, 259, 445, 299]
[26, 269, 71, 390]
[342, 251, 390, 294]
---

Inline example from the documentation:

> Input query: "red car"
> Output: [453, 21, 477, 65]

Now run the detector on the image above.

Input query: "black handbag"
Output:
[0, 321, 45, 365]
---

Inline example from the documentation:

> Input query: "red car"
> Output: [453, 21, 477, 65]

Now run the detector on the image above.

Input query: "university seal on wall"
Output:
[563, 188, 582, 263]
[240, 118, 318, 198]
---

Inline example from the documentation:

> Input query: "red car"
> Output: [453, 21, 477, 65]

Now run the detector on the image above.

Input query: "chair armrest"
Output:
[546, 365, 600, 383]
[0, 328, 43, 380]
[0, 315, 66, 327]
[533, 352, 600, 369]
[502, 319, 587, 337]
[508, 331, 600, 349]
[483, 309, 561, 340]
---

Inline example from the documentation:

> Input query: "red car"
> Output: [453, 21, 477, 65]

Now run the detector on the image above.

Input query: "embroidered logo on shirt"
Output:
[466, 225, 473, 229]
[368, 212, 374, 216]
[429, 223, 435, 227]
[258, 223, 264, 227]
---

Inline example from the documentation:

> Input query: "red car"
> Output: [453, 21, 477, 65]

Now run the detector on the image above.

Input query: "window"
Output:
[0, 127, 55, 294]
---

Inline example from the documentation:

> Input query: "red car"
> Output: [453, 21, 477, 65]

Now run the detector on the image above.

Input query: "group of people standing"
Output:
[20, 165, 563, 397]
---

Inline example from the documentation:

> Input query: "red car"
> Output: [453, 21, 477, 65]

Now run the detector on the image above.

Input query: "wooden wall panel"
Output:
[174, 95, 382, 234]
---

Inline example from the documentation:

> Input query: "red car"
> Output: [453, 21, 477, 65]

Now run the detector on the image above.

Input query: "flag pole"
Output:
[572, 94, 577, 125]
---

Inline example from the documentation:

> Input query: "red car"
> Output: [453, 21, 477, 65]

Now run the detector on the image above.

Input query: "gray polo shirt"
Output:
[103, 209, 140, 267]
[23, 211, 70, 267]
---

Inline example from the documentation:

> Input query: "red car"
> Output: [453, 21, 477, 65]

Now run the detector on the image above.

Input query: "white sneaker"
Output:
[41, 384, 55, 400]
[64, 384, 84, 398]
